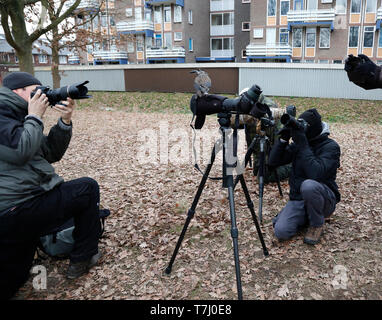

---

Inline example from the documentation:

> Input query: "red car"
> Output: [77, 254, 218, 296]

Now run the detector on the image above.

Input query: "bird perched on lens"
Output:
[190, 69, 211, 97]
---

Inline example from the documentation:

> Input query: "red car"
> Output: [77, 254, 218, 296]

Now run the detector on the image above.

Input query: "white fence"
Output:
[28, 63, 382, 100]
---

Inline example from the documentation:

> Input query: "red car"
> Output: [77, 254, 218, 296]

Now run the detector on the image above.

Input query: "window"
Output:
[333, 60, 343, 64]
[242, 22, 250, 31]
[294, 0, 303, 10]
[164, 33, 172, 48]
[366, 0, 377, 13]
[319, 60, 329, 64]
[348, 26, 359, 47]
[154, 6, 162, 24]
[336, 0, 347, 14]
[268, 0, 276, 16]
[293, 28, 302, 47]
[363, 26, 375, 48]
[174, 32, 182, 41]
[189, 38, 193, 51]
[319, 28, 330, 48]
[135, 7, 142, 21]
[125, 8, 133, 17]
[292, 59, 301, 63]
[305, 59, 315, 63]
[155, 34, 162, 47]
[306, 28, 316, 48]
[174, 5, 182, 23]
[280, 0, 290, 15]
[164, 6, 171, 23]
[188, 10, 193, 24]
[59, 55, 67, 64]
[253, 28, 264, 38]
[351, 0, 361, 13]
[307, 0, 317, 10]
[242, 0, 251, 3]
[280, 28, 289, 44]
[144, 8, 152, 21]
[379, 31, 382, 47]
[212, 13, 233, 26]
[39, 54, 48, 63]
[211, 38, 234, 50]
[127, 41, 135, 53]
[136, 35, 144, 51]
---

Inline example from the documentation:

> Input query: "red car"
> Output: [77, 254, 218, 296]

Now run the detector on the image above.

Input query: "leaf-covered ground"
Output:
[15, 93, 382, 300]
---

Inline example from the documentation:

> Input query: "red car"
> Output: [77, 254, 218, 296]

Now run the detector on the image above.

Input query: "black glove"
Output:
[277, 127, 291, 142]
[344, 54, 382, 90]
[291, 126, 308, 146]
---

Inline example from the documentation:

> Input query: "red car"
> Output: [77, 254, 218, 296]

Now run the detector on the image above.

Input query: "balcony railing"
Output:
[116, 20, 154, 33]
[211, 49, 234, 58]
[287, 9, 335, 23]
[246, 43, 292, 57]
[66, 0, 100, 12]
[146, 47, 186, 58]
[92, 50, 128, 61]
[146, 0, 184, 7]
[210, 24, 234, 36]
[377, 7, 382, 20]
[210, 0, 234, 12]
[68, 55, 80, 64]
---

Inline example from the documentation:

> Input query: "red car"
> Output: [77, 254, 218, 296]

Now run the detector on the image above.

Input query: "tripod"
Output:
[165, 112, 269, 300]
[234, 122, 283, 223]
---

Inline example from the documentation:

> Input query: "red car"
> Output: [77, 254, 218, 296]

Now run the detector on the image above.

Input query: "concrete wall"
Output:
[9, 63, 382, 100]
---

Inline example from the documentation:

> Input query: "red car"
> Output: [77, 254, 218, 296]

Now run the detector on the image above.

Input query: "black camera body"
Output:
[280, 113, 309, 132]
[30, 81, 91, 106]
[190, 84, 270, 129]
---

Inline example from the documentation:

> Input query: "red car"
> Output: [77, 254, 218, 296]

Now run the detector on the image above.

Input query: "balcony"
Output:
[146, 46, 185, 58]
[210, 24, 234, 36]
[92, 49, 128, 64]
[287, 9, 335, 30]
[146, 0, 184, 7]
[210, 0, 234, 12]
[116, 21, 154, 37]
[66, 0, 100, 13]
[211, 49, 234, 58]
[246, 43, 292, 58]
[68, 54, 80, 64]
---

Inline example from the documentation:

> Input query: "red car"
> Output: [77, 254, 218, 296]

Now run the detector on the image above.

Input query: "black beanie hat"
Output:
[298, 108, 323, 140]
[2, 72, 42, 90]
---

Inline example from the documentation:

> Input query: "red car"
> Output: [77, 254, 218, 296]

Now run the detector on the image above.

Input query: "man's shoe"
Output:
[66, 251, 101, 279]
[303, 225, 324, 245]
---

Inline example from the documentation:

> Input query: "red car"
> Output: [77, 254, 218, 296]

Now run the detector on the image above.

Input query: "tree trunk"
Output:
[16, 46, 34, 75]
[51, 29, 61, 88]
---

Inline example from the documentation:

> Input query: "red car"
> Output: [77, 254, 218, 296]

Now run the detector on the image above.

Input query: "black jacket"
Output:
[269, 122, 341, 202]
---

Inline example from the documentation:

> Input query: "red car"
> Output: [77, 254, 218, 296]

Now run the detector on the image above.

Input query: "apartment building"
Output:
[246, 0, 382, 64]
[70, 0, 252, 64]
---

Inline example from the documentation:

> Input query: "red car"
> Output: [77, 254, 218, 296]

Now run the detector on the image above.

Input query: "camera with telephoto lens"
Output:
[280, 113, 309, 132]
[30, 81, 91, 106]
[190, 85, 272, 129]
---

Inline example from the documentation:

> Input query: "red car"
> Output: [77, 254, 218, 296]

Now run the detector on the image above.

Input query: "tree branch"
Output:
[29, 0, 82, 42]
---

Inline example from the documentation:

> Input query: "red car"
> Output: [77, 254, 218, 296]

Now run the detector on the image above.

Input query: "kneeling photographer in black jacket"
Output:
[269, 108, 341, 245]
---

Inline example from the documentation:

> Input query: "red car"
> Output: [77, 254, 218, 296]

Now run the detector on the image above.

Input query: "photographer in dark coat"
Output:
[345, 54, 382, 90]
[269, 108, 341, 245]
[0, 72, 101, 299]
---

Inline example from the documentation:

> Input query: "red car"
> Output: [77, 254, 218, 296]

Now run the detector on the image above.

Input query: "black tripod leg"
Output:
[238, 175, 269, 257]
[165, 145, 217, 275]
[233, 137, 258, 190]
[227, 177, 243, 300]
[258, 139, 265, 223]
[273, 168, 283, 197]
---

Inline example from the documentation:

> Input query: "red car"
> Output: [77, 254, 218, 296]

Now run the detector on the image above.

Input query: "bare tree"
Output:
[0, 0, 82, 74]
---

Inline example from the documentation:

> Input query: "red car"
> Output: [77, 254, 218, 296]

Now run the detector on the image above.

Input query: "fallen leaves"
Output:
[15, 109, 382, 300]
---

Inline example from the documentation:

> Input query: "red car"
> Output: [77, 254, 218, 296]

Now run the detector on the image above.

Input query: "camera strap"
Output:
[190, 120, 222, 181]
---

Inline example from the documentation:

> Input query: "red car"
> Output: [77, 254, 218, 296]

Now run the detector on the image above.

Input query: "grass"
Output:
[77, 91, 382, 125]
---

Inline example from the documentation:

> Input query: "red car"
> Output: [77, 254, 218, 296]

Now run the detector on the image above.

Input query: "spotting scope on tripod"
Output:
[165, 71, 271, 300]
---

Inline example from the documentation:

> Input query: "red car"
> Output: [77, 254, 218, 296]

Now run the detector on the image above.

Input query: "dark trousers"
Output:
[0, 177, 102, 299]
[272, 179, 337, 240]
